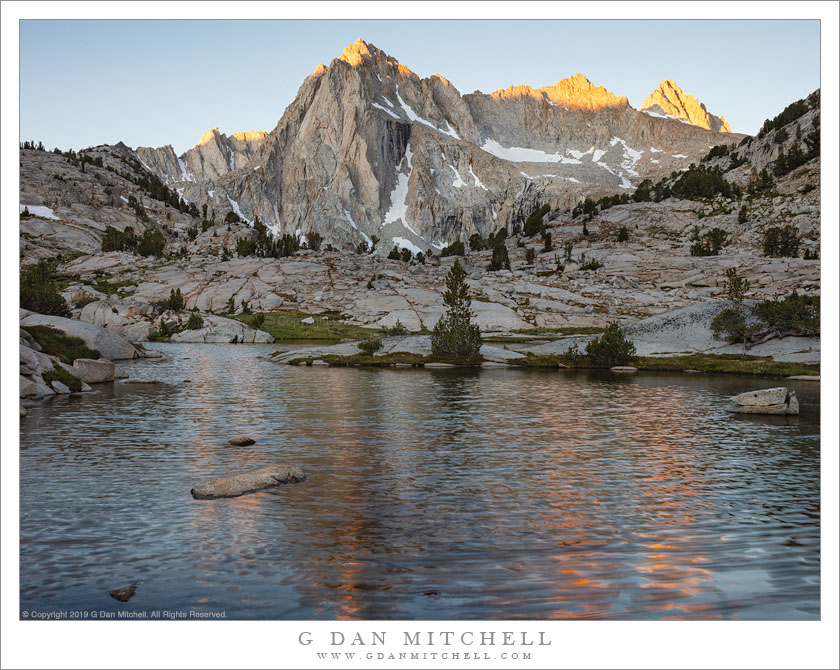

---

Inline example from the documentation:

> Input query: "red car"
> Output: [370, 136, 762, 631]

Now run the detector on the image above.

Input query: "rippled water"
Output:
[20, 343, 820, 619]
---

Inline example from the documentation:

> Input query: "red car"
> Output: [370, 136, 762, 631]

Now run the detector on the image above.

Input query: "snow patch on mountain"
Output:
[383, 145, 413, 228]
[227, 196, 252, 226]
[20, 204, 60, 220]
[344, 209, 372, 246]
[481, 139, 582, 164]
[396, 87, 460, 139]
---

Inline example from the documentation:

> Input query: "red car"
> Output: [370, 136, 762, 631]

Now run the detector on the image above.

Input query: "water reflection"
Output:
[19, 344, 820, 619]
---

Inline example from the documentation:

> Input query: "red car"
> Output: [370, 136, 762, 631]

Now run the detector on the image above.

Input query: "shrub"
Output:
[136, 228, 166, 257]
[440, 240, 465, 257]
[752, 292, 819, 334]
[690, 228, 729, 256]
[358, 338, 384, 354]
[763, 225, 800, 257]
[21, 325, 100, 363]
[585, 323, 636, 367]
[525, 248, 536, 264]
[488, 240, 510, 271]
[225, 211, 242, 224]
[542, 232, 553, 252]
[101, 225, 137, 252]
[20, 259, 70, 317]
[154, 288, 185, 313]
[580, 260, 604, 271]
[712, 291, 818, 344]
[305, 231, 323, 251]
[748, 168, 775, 195]
[431, 260, 481, 359]
[617, 226, 629, 242]
[384, 320, 409, 336]
[562, 341, 587, 367]
[757, 96, 810, 139]
[252, 313, 266, 330]
[738, 205, 748, 224]
[523, 204, 550, 237]
[387, 246, 401, 260]
[670, 164, 735, 200]
[185, 313, 203, 330]
[711, 308, 755, 343]
[400, 247, 412, 263]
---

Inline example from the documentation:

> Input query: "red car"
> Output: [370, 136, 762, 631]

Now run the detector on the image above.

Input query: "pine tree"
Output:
[431, 260, 481, 359]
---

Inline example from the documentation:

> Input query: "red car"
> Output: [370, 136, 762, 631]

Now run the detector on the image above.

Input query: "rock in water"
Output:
[730, 387, 789, 407]
[228, 436, 256, 446]
[191, 464, 306, 499]
[725, 387, 799, 415]
[109, 582, 138, 602]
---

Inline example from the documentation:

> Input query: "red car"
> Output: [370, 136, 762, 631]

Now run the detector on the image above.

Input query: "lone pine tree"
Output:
[431, 259, 482, 359]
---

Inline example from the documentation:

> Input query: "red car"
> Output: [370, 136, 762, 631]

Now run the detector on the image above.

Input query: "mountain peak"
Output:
[641, 80, 732, 132]
[197, 127, 221, 147]
[489, 73, 628, 111]
[339, 38, 376, 66]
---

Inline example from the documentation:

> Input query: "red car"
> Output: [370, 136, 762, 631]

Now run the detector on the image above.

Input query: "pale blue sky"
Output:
[20, 20, 820, 153]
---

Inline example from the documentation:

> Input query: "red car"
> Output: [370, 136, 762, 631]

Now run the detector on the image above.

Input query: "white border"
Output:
[2, 3, 838, 669]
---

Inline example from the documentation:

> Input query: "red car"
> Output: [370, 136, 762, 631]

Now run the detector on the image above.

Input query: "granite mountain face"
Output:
[128, 39, 743, 253]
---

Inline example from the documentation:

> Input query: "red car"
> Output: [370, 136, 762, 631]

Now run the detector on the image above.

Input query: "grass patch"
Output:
[276, 349, 817, 378]
[93, 278, 136, 297]
[232, 311, 383, 341]
[514, 326, 604, 336]
[22, 325, 100, 364]
[511, 352, 818, 377]
[634, 354, 819, 377]
[42, 362, 83, 392]
[485, 326, 604, 344]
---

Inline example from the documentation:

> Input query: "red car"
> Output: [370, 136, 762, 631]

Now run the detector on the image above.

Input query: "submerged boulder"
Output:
[725, 387, 799, 415]
[191, 464, 306, 499]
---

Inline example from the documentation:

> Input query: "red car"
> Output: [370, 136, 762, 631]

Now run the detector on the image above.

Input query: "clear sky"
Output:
[20, 20, 820, 153]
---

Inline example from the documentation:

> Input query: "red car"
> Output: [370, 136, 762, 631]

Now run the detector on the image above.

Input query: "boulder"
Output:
[169, 315, 274, 344]
[20, 374, 55, 399]
[20, 310, 140, 360]
[72, 358, 115, 383]
[300, 316, 316, 325]
[725, 387, 799, 415]
[731, 387, 788, 407]
[50, 380, 71, 394]
[610, 366, 638, 372]
[787, 375, 819, 382]
[191, 464, 306, 499]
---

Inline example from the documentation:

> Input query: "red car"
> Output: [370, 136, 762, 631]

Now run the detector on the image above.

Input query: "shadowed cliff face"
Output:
[131, 39, 743, 252]
[641, 79, 732, 133]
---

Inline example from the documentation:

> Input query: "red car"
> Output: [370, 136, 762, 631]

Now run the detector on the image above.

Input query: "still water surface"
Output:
[20, 343, 820, 619]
